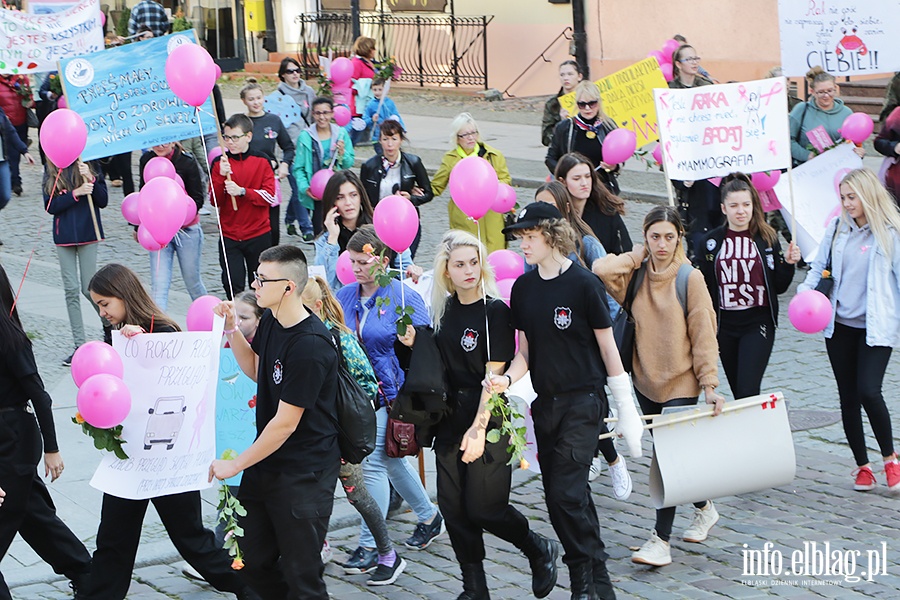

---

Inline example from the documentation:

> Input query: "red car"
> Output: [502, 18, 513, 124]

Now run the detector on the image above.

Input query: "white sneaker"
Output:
[682, 501, 719, 543]
[631, 530, 671, 566]
[589, 456, 603, 481]
[608, 455, 633, 501]
[321, 539, 334, 564]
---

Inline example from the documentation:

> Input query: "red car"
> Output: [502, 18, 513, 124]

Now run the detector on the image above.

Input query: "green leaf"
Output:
[485, 430, 501, 444]
[232, 525, 244, 537]
[235, 504, 247, 517]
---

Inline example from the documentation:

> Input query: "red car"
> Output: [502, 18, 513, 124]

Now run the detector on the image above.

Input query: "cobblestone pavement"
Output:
[3, 91, 900, 599]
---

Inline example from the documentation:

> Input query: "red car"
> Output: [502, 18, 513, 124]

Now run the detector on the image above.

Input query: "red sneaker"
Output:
[885, 459, 900, 490]
[853, 466, 877, 491]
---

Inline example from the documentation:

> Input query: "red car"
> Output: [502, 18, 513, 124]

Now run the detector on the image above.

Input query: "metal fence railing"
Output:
[293, 12, 493, 89]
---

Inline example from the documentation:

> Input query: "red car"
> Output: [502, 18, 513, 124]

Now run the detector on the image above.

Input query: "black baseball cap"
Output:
[501, 202, 564, 234]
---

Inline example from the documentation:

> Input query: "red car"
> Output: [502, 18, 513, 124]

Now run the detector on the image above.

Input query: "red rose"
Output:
[248, 396, 257, 409]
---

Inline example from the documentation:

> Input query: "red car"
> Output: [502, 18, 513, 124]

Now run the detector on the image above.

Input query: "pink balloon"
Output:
[40, 109, 87, 169]
[174, 173, 186, 190]
[648, 50, 667, 66]
[336, 251, 355, 285]
[840, 112, 874, 144]
[488, 250, 524, 281]
[214, 63, 222, 80]
[138, 177, 186, 245]
[77, 374, 131, 429]
[137, 224, 164, 251]
[100, 11, 106, 27]
[207, 146, 223, 165]
[662, 39, 681, 60]
[373, 194, 419, 253]
[492, 183, 517, 213]
[332, 84, 352, 107]
[651, 144, 662, 165]
[449, 156, 500, 220]
[183, 195, 198, 227]
[308, 168, 334, 200]
[789, 290, 832, 334]
[330, 57, 354, 85]
[165, 43, 216, 107]
[57, 95, 67, 109]
[333, 105, 352, 127]
[144, 156, 177, 182]
[496, 279, 514, 306]
[121, 192, 142, 226]
[186, 295, 221, 332]
[708, 177, 723, 187]
[71, 341, 124, 387]
[602, 128, 638, 165]
[661, 62, 674, 83]
[751, 170, 781, 193]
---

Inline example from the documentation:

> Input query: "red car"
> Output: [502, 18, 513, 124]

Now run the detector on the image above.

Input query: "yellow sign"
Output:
[559, 57, 668, 148]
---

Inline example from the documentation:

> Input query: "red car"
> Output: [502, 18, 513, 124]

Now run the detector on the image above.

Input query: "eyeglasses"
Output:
[457, 131, 478, 139]
[284, 68, 301, 74]
[313, 110, 333, 117]
[222, 133, 247, 142]
[253, 272, 290, 287]
[814, 89, 837, 96]
[678, 56, 702, 63]
[576, 100, 598, 109]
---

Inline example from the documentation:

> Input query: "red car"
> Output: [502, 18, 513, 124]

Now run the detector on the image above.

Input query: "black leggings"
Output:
[718, 308, 776, 400]
[635, 389, 708, 542]
[825, 322, 894, 466]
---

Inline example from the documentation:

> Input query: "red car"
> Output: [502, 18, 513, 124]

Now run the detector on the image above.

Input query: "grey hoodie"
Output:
[276, 81, 317, 144]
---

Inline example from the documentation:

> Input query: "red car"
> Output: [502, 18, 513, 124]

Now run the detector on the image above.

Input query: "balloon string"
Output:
[398, 250, 405, 313]
[197, 109, 237, 305]
[474, 216, 492, 370]
[11, 169, 63, 317]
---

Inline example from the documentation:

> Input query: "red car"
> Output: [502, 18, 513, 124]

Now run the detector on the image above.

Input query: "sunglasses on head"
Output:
[576, 100, 598, 109]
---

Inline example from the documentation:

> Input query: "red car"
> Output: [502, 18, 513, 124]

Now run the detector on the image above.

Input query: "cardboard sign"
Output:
[778, 0, 900, 77]
[214, 347, 257, 486]
[654, 78, 791, 180]
[59, 31, 217, 161]
[90, 319, 224, 500]
[558, 57, 668, 147]
[0, 0, 103, 74]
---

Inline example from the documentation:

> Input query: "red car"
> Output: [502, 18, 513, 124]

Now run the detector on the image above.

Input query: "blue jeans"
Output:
[284, 173, 313, 234]
[0, 161, 10, 210]
[358, 406, 436, 548]
[149, 224, 208, 311]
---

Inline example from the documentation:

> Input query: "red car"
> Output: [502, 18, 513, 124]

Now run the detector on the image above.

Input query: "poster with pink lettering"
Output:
[778, 0, 900, 78]
[654, 79, 791, 181]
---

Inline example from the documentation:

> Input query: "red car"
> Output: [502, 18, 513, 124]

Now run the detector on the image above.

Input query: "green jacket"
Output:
[431, 142, 511, 197]
[291, 124, 355, 210]
[542, 94, 562, 147]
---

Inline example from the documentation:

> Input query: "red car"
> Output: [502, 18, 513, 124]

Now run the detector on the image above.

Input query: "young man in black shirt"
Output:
[210, 245, 339, 600]
[487, 203, 643, 600]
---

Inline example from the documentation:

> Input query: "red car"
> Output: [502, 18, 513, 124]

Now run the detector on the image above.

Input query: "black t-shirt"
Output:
[435, 296, 516, 440]
[510, 264, 612, 397]
[250, 310, 339, 473]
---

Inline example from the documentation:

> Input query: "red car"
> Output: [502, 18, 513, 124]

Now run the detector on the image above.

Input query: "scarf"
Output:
[573, 114, 605, 138]
[455, 144, 480, 160]
[381, 152, 400, 174]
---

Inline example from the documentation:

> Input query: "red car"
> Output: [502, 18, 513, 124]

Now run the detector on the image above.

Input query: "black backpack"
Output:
[304, 330, 377, 464]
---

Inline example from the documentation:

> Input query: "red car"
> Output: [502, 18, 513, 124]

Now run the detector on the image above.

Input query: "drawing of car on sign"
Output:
[144, 396, 187, 450]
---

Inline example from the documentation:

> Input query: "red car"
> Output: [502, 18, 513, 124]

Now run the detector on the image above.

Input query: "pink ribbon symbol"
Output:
[738, 85, 748, 102]
[769, 140, 778, 156]
[760, 81, 785, 106]
[665, 141, 673, 161]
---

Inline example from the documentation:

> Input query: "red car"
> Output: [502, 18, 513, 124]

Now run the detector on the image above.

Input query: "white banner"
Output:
[773, 143, 863, 262]
[91, 318, 224, 500]
[778, 0, 900, 77]
[0, 0, 104, 74]
[654, 79, 791, 180]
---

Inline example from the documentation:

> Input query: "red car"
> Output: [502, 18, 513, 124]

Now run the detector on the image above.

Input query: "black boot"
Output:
[457, 562, 490, 600]
[569, 562, 594, 600]
[520, 531, 560, 598]
[592, 558, 617, 599]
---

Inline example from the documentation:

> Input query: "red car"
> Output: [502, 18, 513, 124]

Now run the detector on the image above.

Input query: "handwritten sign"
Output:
[0, 0, 103, 74]
[778, 0, 900, 77]
[558, 58, 668, 147]
[59, 32, 217, 161]
[91, 319, 224, 500]
[773, 143, 863, 262]
[654, 78, 791, 180]
[215, 348, 256, 486]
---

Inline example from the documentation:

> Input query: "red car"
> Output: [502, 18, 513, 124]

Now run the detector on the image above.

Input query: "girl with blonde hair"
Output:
[401, 229, 560, 600]
[799, 168, 900, 492]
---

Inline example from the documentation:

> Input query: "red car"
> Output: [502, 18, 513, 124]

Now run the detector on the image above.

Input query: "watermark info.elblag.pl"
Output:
[741, 541, 889, 586]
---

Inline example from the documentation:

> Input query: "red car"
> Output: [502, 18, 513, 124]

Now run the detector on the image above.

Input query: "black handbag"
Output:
[612, 263, 645, 373]
[324, 329, 378, 464]
[814, 226, 838, 298]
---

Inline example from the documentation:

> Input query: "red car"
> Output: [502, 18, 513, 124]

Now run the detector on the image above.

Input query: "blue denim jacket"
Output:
[799, 216, 900, 346]
[336, 279, 429, 404]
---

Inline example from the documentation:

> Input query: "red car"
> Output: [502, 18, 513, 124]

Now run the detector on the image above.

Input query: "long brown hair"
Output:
[554, 152, 626, 216]
[320, 170, 374, 233]
[536, 181, 594, 265]
[43, 160, 97, 198]
[301, 275, 351, 334]
[719, 173, 777, 246]
[88, 264, 180, 332]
